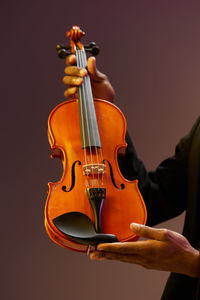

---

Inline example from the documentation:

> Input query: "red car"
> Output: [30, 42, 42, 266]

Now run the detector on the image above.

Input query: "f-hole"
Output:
[62, 160, 81, 192]
[103, 159, 125, 190]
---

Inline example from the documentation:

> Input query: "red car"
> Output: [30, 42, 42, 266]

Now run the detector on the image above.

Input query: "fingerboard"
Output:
[76, 49, 101, 148]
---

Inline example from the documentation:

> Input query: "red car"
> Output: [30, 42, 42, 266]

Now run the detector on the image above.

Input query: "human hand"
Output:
[62, 54, 115, 102]
[90, 223, 200, 277]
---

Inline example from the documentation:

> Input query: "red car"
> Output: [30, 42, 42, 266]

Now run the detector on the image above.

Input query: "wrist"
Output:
[187, 249, 200, 277]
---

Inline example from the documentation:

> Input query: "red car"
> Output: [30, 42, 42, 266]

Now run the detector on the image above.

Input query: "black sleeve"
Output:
[118, 118, 200, 226]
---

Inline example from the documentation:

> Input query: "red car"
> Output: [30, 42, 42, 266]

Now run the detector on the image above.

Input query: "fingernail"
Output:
[80, 69, 87, 76]
[90, 253, 104, 260]
[76, 78, 83, 84]
[130, 223, 142, 230]
[97, 244, 105, 250]
[90, 253, 97, 260]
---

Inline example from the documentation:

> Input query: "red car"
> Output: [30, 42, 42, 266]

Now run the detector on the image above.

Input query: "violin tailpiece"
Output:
[86, 188, 106, 233]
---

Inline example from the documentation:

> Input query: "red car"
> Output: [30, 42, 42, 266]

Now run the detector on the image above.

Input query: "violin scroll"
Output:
[67, 25, 85, 53]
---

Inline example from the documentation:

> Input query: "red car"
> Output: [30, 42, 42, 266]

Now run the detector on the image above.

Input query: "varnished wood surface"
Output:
[45, 99, 147, 252]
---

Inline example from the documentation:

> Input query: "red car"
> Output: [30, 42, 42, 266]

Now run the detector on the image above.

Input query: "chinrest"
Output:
[53, 211, 118, 245]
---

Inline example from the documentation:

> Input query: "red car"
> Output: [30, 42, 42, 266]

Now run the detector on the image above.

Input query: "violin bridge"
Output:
[83, 163, 106, 176]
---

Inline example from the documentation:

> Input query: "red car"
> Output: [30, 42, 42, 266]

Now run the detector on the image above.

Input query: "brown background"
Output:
[1, 0, 200, 299]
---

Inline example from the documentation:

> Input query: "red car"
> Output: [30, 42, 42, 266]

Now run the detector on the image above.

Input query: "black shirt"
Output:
[118, 117, 200, 299]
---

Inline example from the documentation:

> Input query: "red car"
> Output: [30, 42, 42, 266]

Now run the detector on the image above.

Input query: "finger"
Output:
[87, 57, 107, 82]
[62, 76, 83, 86]
[97, 241, 152, 254]
[64, 87, 77, 98]
[66, 54, 76, 66]
[64, 66, 87, 77]
[130, 223, 168, 241]
[90, 251, 145, 266]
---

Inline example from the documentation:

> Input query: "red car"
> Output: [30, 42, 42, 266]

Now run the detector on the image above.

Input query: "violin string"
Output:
[84, 77, 100, 188]
[81, 52, 104, 188]
[76, 48, 90, 187]
[81, 50, 101, 189]
[81, 50, 104, 188]
[83, 63, 104, 188]
[78, 49, 95, 187]
[100, 143, 104, 187]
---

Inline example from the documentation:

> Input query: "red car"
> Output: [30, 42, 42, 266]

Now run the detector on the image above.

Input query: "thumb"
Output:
[87, 57, 107, 82]
[130, 223, 167, 241]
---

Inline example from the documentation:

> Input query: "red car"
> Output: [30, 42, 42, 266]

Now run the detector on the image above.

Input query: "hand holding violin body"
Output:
[90, 223, 200, 278]
[62, 54, 115, 102]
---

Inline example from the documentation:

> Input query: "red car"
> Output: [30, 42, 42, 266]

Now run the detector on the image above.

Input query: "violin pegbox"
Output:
[56, 25, 100, 59]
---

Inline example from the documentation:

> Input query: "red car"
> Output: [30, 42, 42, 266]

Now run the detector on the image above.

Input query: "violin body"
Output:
[45, 98, 147, 252]
[45, 26, 147, 253]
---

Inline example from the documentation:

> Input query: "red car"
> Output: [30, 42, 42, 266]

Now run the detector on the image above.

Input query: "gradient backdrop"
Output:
[1, 1, 200, 299]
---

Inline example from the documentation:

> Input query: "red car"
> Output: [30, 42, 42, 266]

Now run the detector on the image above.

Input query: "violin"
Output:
[45, 26, 147, 253]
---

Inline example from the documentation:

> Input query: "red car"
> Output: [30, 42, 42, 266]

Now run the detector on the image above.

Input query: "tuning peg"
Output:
[56, 42, 100, 59]
[56, 45, 71, 58]
[84, 42, 100, 56]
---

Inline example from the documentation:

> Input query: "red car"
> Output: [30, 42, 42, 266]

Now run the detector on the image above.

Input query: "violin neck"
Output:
[76, 48, 101, 149]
